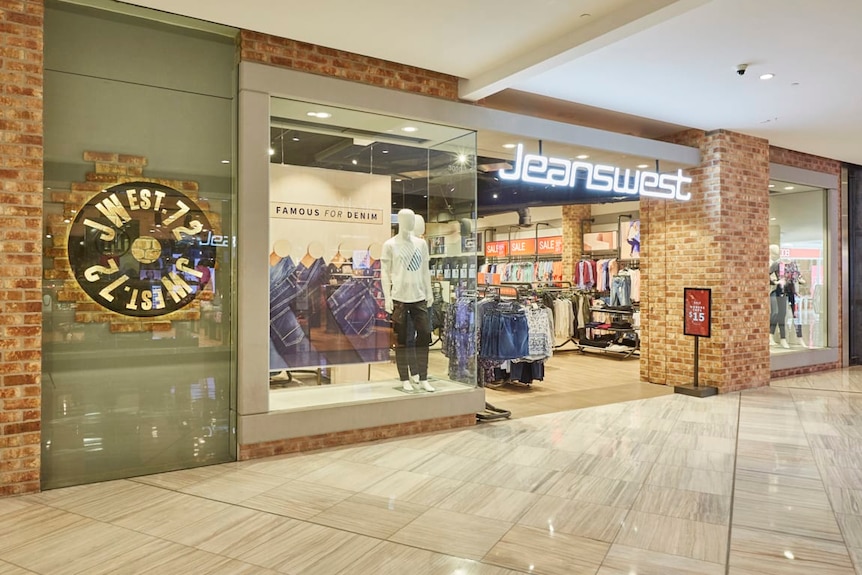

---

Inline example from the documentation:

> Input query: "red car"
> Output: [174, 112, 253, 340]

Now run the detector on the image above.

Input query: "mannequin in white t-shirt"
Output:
[381, 209, 434, 392]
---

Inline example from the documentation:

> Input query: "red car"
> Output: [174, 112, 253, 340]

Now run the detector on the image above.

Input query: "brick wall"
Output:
[0, 0, 43, 496]
[770, 146, 842, 175]
[239, 31, 460, 101]
[239, 414, 475, 460]
[641, 130, 771, 391]
[561, 204, 592, 280]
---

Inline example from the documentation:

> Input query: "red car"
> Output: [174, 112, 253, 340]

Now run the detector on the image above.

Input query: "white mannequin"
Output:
[381, 209, 434, 392]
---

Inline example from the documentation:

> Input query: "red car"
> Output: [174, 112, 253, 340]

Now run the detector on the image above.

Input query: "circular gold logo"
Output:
[68, 182, 218, 317]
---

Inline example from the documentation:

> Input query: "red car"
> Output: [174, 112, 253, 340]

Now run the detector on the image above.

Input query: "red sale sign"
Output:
[484, 241, 508, 257]
[684, 288, 711, 338]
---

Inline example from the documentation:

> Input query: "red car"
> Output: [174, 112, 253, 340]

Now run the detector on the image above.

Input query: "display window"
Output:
[768, 180, 829, 353]
[267, 98, 478, 409]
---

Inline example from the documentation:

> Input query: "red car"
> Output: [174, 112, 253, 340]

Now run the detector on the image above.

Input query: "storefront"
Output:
[2, 0, 845, 494]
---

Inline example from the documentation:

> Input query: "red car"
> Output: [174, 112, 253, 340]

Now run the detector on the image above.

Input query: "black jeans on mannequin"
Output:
[392, 301, 430, 381]
[770, 291, 788, 339]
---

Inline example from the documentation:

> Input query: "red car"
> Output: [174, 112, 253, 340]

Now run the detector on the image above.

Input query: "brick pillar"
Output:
[641, 129, 771, 392]
[561, 204, 592, 281]
[0, 0, 44, 495]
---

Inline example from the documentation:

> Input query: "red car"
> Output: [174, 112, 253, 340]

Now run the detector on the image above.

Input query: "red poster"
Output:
[536, 235, 563, 255]
[684, 288, 711, 338]
[484, 241, 508, 257]
[509, 238, 536, 256]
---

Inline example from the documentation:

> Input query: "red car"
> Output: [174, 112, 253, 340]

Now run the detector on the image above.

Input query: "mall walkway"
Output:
[4, 369, 862, 574]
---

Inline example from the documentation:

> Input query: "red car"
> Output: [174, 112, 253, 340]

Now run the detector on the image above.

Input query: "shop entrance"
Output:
[471, 132, 686, 418]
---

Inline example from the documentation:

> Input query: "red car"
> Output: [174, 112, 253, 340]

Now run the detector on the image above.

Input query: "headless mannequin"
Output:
[381, 209, 434, 392]
[768, 244, 790, 349]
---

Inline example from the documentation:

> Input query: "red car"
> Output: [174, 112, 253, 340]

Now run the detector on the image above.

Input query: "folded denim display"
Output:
[327, 279, 379, 337]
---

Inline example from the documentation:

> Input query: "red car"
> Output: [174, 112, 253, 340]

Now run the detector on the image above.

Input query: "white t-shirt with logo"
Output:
[381, 234, 431, 304]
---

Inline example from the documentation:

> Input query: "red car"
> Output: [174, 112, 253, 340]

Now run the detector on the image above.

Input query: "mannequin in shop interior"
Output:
[768, 243, 790, 349]
[381, 209, 435, 392]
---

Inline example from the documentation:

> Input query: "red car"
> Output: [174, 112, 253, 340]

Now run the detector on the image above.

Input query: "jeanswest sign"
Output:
[498, 144, 692, 202]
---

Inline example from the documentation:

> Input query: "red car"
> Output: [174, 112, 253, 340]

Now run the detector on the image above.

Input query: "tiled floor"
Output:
[8, 368, 862, 574]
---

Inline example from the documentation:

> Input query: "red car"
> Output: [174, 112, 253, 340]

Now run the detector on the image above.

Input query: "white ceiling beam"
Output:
[459, 0, 712, 101]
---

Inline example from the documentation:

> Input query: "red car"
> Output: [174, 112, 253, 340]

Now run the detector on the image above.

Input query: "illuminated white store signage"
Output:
[499, 144, 692, 201]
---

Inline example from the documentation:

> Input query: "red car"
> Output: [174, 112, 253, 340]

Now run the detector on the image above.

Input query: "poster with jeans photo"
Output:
[621, 219, 641, 259]
[269, 164, 391, 371]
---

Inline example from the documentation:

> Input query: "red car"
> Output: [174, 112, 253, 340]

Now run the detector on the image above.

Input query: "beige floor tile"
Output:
[334, 540, 521, 575]
[483, 525, 608, 575]
[735, 470, 831, 510]
[33, 480, 172, 522]
[204, 559, 282, 575]
[597, 544, 726, 575]
[646, 463, 733, 496]
[568, 453, 652, 483]
[65, 539, 190, 575]
[436, 482, 541, 522]
[345, 445, 437, 470]
[0, 504, 89, 554]
[1, 519, 157, 575]
[504, 444, 582, 470]
[389, 508, 512, 561]
[732, 497, 843, 542]
[179, 469, 289, 504]
[361, 470, 463, 506]
[615, 510, 728, 564]
[583, 437, 663, 462]
[545, 471, 641, 508]
[736, 454, 821, 479]
[297, 459, 396, 492]
[312, 492, 427, 538]
[814, 448, 862, 470]
[0, 561, 39, 575]
[242, 478, 354, 519]
[655, 446, 735, 473]
[827, 485, 862, 516]
[847, 548, 862, 575]
[822, 465, 862, 490]
[110, 490, 232, 537]
[728, 526, 855, 575]
[440, 437, 513, 461]
[517, 494, 627, 542]
[238, 521, 381, 573]
[162, 505, 298, 558]
[632, 484, 730, 525]
[131, 545, 237, 575]
[469, 460, 559, 493]
[411, 452, 485, 482]
[836, 514, 862, 549]
[130, 464, 232, 491]
[235, 452, 337, 478]
[664, 432, 736, 454]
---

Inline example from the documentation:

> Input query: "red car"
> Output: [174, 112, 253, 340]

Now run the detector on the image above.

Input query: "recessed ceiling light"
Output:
[637, 164, 649, 169]
[502, 143, 517, 149]
[268, 148, 275, 156]
[45, 233, 52, 238]
[784, 186, 794, 190]
[351, 159, 358, 165]
[401, 126, 418, 133]
[784, 551, 794, 560]
[63, 218, 70, 223]
[307, 111, 331, 119]
[770, 217, 777, 221]
[221, 160, 230, 164]
[292, 137, 300, 142]
[576, 154, 590, 160]
[382, 150, 389, 154]
[492, 193, 498, 199]
[760, 73, 775, 80]
[457, 154, 468, 164]
[768, 184, 775, 188]
[395, 178, 402, 182]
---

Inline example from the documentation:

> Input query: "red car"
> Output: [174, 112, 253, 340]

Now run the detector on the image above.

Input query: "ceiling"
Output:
[118, 0, 862, 165]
